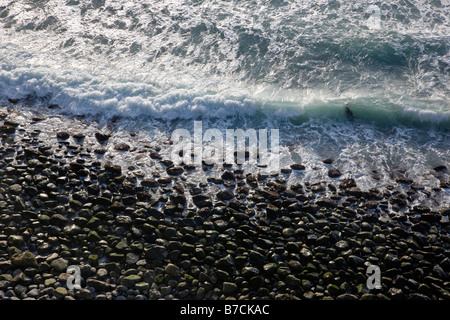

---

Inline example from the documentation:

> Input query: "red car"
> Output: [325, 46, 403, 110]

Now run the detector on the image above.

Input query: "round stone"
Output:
[165, 263, 180, 277]
[222, 282, 238, 295]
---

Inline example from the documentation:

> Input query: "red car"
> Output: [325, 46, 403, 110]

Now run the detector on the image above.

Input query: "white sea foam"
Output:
[0, 0, 449, 205]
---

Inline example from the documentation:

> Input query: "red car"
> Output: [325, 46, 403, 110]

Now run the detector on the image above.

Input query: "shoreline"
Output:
[0, 103, 449, 300]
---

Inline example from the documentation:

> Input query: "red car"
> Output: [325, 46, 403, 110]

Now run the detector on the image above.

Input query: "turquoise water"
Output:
[0, 0, 449, 201]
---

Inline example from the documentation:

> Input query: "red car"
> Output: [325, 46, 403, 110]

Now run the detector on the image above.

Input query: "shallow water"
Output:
[0, 0, 449, 207]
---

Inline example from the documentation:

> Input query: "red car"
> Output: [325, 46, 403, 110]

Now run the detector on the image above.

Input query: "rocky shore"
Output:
[0, 104, 449, 300]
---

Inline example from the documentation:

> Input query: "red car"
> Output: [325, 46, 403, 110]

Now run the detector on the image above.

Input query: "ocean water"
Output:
[0, 0, 449, 206]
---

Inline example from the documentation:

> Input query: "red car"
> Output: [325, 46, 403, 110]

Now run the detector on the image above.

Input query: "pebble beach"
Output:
[0, 103, 449, 301]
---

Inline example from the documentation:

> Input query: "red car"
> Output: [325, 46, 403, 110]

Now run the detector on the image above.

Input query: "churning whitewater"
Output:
[0, 0, 449, 205]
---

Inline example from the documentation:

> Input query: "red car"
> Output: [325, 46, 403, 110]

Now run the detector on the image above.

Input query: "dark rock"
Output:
[56, 132, 70, 140]
[335, 240, 349, 251]
[10, 252, 38, 268]
[339, 178, 356, 189]
[346, 187, 362, 197]
[95, 132, 111, 143]
[384, 253, 399, 268]
[93, 195, 112, 207]
[322, 158, 333, 164]
[328, 169, 342, 178]
[316, 198, 337, 208]
[285, 275, 302, 287]
[302, 204, 319, 213]
[241, 267, 259, 279]
[407, 293, 431, 301]
[249, 250, 266, 267]
[395, 177, 413, 184]
[411, 221, 430, 233]
[347, 255, 365, 267]
[394, 275, 409, 288]
[70, 162, 85, 172]
[94, 148, 106, 154]
[222, 282, 238, 295]
[290, 164, 305, 170]
[221, 171, 235, 180]
[3, 120, 18, 127]
[433, 165, 447, 172]
[157, 177, 172, 186]
[391, 227, 409, 237]
[9, 184, 22, 195]
[86, 279, 111, 292]
[192, 194, 212, 208]
[114, 143, 130, 151]
[311, 184, 325, 193]
[145, 245, 168, 260]
[213, 219, 228, 230]
[216, 254, 234, 269]
[217, 189, 234, 201]
[266, 203, 279, 219]
[0, 125, 15, 134]
[105, 163, 122, 176]
[421, 213, 441, 223]
[246, 175, 258, 187]
[166, 166, 184, 176]
[141, 179, 159, 187]
[432, 265, 447, 279]
[150, 152, 162, 160]
[73, 133, 85, 139]
[170, 194, 186, 205]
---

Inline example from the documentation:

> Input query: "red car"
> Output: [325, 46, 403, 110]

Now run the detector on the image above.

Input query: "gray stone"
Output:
[11, 251, 38, 268]
[285, 275, 302, 287]
[165, 263, 180, 277]
[53, 287, 68, 299]
[126, 253, 139, 265]
[241, 267, 259, 279]
[263, 263, 277, 275]
[433, 264, 446, 279]
[222, 282, 238, 295]
[50, 258, 69, 273]
[86, 279, 111, 292]
[122, 274, 141, 287]
[9, 184, 22, 195]
[335, 240, 349, 251]
[348, 255, 365, 267]
[14, 284, 27, 295]
[160, 286, 172, 295]
[374, 234, 386, 243]
[8, 235, 25, 247]
[27, 288, 40, 298]
[75, 288, 93, 299]
[135, 282, 150, 291]
[145, 245, 168, 260]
